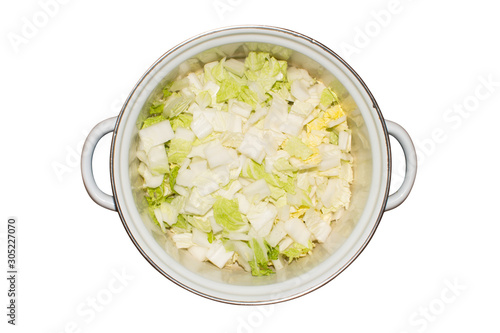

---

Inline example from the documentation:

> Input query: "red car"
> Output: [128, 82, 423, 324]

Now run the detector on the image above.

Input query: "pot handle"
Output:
[385, 120, 417, 211]
[81, 117, 118, 211]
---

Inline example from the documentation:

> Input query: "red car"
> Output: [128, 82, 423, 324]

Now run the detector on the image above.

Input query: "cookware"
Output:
[81, 26, 417, 305]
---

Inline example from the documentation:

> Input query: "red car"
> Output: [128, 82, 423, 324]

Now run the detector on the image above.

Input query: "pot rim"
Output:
[109, 25, 391, 305]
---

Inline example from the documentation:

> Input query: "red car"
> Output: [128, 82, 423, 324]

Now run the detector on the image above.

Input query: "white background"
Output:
[1, 0, 499, 332]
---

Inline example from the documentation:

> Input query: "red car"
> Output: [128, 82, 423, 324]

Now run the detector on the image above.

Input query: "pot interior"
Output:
[115, 27, 388, 303]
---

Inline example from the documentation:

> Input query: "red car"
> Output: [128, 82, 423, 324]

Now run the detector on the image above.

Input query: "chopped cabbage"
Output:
[138, 120, 174, 152]
[213, 197, 247, 232]
[137, 52, 353, 276]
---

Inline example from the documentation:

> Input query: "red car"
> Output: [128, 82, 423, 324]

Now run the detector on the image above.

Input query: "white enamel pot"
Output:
[81, 26, 417, 305]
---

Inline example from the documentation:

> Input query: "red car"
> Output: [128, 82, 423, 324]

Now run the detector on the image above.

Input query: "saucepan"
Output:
[81, 26, 417, 305]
